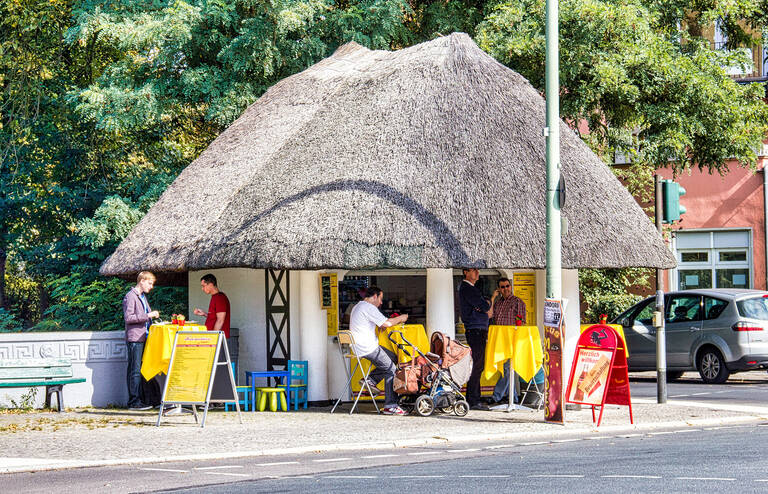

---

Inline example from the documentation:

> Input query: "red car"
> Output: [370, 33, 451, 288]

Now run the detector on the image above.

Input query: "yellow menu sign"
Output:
[321, 273, 339, 336]
[514, 272, 536, 326]
[164, 332, 220, 403]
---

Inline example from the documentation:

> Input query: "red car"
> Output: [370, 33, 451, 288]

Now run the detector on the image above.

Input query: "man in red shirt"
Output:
[193, 274, 231, 339]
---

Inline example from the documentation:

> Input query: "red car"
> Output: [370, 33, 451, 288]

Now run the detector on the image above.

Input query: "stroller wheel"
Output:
[439, 407, 454, 414]
[414, 395, 435, 417]
[454, 400, 469, 417]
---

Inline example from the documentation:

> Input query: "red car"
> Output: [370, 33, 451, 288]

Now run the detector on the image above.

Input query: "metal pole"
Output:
[545, 0, 561, 300]
[655, 289, 667, 403]
[654, 175, 667, 403]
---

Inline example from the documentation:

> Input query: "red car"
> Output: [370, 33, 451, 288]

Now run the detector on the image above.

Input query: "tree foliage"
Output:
[3, 0, 768, 330]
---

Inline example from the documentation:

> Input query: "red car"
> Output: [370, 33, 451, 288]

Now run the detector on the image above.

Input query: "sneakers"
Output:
[381, 405, 407, 416]
[358, 378, 381, 396]
[128, 404, 152, 411]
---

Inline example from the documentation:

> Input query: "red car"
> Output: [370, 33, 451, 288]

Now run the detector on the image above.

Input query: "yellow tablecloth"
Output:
[579, 324, 628, 357]
[483, 325, 543, 384]
[350, 324, 430, 393]
[141, 323, 207, 380]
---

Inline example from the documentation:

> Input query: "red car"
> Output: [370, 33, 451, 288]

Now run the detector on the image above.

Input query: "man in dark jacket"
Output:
[458, 268, 491, 410]
[123, 271, 160, 410]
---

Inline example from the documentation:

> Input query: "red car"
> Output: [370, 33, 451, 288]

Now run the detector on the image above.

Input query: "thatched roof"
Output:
[100, 33, 675, 276]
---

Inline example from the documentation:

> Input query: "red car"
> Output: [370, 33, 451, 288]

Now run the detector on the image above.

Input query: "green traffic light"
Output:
[662, 179, 686, 223]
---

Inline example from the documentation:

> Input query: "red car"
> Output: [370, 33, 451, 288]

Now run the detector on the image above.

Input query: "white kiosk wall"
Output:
[188, 268, 269, 385]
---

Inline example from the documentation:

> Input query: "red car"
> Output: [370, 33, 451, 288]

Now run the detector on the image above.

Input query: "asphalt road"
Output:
[630, 370, 768, 406]
[164, 423, 768, 494]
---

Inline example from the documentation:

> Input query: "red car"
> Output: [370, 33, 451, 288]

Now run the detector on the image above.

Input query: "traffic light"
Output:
[662, 179, 686, 223]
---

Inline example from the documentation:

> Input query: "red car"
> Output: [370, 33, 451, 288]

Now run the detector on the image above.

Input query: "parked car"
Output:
[612, 289, 768, 383]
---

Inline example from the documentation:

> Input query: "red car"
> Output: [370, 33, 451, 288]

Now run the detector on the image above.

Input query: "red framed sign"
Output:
[565, 324, 633, 427]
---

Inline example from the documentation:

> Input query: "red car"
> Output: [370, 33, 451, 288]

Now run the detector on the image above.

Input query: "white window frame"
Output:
[672, 228, 753, 290]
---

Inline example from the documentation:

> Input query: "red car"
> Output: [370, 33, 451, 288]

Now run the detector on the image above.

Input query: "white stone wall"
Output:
[0, 331, 127, 408]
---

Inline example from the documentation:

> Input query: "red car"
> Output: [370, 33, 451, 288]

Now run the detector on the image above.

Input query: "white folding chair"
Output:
[520, 369, 545, 411]
[330, 330, 380, 414]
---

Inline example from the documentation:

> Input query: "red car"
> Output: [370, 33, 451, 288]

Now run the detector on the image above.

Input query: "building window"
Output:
[675, 230, 752, 290]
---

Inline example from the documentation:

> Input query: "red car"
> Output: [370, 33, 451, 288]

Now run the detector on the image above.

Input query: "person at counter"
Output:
[193, 274, 231, 339]
[349, 287, 409, 416]
[489, 277, 527, 405]
[458, 268, 492, 411]
[123, 271, 160, 411]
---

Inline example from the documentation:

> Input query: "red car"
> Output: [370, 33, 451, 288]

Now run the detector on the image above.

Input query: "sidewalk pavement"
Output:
[1, 398, 767, 474]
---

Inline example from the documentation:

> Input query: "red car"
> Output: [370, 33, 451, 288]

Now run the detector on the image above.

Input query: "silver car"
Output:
[613, 289, 768, 383]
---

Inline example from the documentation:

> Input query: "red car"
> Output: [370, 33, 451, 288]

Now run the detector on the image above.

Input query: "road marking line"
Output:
[313, 458, 351, 463]
[672, 429, 699, 433]
[393, 475, 444, 478]
[648, 431, 675, 435]
[138, 468, 188, 473]
[617, 434, 643, 438]
[520, 441, 549, 446]
[461, 475, 510, 478]
[553, 439, 581, 443]
[755, 479, 768, 482]
[407, 452, 441, 456]
[324, 475, 378, 479]
[361, 454, 399, 459]
[586, 437, 611, 440]
[282, 475, 314, 479]
[204, 472, 249, 477]
[447, 448, 481, 452]
[194, 465, 244, 470]
[256, 461, 299, 466]
[484, 444, 517, 449]
[690, 392, 711, 396]
[602, 475, 661, 479]
[676, 477, 735, 481]
[529, 474, 584, 478]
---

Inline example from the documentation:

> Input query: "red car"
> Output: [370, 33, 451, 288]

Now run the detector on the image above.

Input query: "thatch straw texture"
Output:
[100, 33, 675, 276]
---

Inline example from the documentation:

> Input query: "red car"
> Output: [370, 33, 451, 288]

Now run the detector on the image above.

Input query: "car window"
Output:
[633, 300, 655, 325]
[704, 297, 729, 320]
[666, 295, 702, 323]
[737, 297, 768, 320]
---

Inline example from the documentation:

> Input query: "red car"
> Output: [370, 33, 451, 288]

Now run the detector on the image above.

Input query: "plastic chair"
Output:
[225, 362, 251, 411]
[279, 360, 308, 410]
[255, 387, 287, 411]
[331, 330, 380, 414]
[520, 367, 545, 410]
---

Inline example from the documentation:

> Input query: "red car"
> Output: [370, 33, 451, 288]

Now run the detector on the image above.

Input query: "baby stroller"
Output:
[388, 328, 473, 417]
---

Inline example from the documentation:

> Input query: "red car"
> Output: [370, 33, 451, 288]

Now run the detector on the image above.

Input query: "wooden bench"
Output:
[0, 358, 86, 412]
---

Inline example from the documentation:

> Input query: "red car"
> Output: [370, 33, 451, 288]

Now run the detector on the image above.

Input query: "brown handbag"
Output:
[393, 355, 426, 394]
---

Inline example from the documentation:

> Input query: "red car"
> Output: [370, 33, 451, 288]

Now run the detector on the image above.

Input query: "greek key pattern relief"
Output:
[0, 338, 127, 362]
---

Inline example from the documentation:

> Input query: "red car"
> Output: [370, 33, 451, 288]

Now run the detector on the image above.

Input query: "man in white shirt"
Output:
[349, 286, 409, 416]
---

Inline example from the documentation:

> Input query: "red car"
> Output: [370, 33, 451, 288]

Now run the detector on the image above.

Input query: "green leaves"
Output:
[476, 0, 768, 174]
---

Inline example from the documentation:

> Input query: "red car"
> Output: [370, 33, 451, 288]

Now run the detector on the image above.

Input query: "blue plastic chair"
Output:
[225, 362, 251, 411]
[279, 360, 308, 410]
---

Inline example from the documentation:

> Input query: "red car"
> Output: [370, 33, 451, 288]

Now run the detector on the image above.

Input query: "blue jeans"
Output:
[126, 341, 145, 407]
[362, 346, 398, 407]
[492, 361, 519, 403]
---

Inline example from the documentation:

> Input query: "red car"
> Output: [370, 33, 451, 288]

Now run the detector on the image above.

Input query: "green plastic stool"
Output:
[256, 387, 287, 411]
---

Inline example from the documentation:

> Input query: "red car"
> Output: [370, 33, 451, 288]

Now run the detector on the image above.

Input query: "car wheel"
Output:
[697, 347, 730, 384]
[667, 371, 684, 381]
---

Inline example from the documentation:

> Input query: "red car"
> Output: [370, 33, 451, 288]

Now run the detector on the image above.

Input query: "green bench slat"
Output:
[0, 357, 83, 390]
[0, 378, 85, 387]
[0, 358, 73, 368]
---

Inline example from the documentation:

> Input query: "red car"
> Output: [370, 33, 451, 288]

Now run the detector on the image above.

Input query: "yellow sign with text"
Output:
[513, 272, 536, 326]
[164, 332, 219, 403]
[321, 273, 339, 335]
